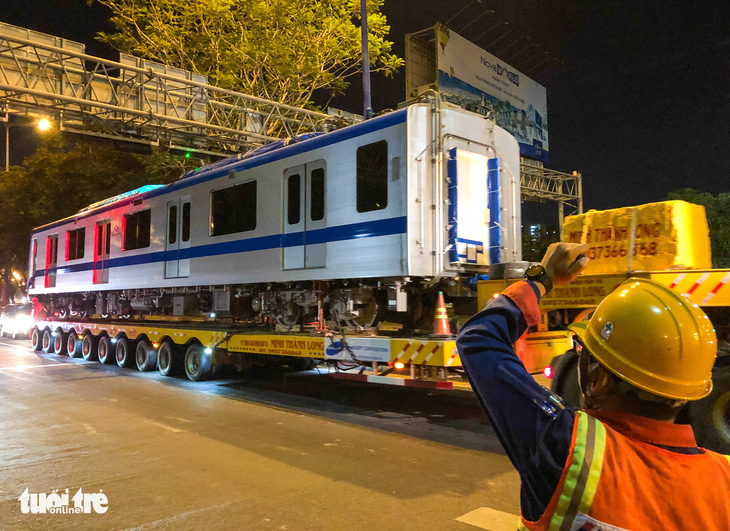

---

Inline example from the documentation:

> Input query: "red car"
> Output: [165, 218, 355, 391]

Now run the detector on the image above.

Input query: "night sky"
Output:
[1, 0, 729, 217]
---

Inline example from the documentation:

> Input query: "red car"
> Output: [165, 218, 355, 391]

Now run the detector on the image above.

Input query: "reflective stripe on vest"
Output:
[518, 411, 608, 531]
[551, 411, 607, 530]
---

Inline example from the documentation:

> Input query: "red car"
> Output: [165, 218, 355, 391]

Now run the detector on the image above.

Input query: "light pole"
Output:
[2, 112, 8, 171]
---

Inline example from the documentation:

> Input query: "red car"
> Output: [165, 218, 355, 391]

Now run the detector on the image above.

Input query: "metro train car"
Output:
[28, 96, 522, 331]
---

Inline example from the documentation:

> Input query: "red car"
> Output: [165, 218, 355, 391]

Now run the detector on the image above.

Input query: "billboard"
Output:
[436, 25, 549, 162]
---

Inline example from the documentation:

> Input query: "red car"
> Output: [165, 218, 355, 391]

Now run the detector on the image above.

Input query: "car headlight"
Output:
[14, 315, 33, 331]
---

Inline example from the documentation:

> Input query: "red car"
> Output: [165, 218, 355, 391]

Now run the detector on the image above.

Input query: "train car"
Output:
[27, 96, 521, 330]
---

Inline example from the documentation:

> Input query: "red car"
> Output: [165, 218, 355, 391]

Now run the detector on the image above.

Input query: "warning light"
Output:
[152, 342, 159, 349]
[543, 365, 553, 379]
[394, 362, 405, 370]
[185, 151, 192, 159]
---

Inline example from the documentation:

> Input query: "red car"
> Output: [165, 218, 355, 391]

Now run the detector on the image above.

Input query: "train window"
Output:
[311, 168, 325, 221]
[356, 140, 388, 212]
[182, 202, 191, 242]
[66, 227, 85, 260]
[168, 205, 178, 244]
[287, 174, 301, 225]
[123, 209, 151, 250]
[210, 180, 257, 236]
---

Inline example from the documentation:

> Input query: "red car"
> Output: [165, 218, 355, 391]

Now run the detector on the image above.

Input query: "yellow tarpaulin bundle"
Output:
[563, 201, 712, 274]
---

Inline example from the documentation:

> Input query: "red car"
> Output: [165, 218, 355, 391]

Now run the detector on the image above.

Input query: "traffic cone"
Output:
[432, 291, 452, 337]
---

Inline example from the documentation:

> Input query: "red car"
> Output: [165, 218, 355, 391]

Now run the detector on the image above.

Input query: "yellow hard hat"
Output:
[568, 278, 717, 400]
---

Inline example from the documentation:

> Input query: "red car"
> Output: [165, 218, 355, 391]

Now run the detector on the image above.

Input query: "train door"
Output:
[93, 220, 111, 284]
[44, 235, 58, 288]
[283, 161, 326, 270]
[165, 197, 191, 278]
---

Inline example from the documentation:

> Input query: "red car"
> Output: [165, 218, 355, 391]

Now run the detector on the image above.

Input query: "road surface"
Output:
[0, 338, 522, 530]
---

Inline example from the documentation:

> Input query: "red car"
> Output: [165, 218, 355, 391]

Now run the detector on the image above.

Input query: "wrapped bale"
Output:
[563, 200, 712, 274]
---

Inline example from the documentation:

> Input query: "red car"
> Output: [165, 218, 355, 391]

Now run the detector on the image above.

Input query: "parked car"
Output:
[0, 303, 34, 338]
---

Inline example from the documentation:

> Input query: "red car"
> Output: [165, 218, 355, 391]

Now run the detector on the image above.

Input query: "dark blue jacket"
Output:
[455, 281, 575, 521]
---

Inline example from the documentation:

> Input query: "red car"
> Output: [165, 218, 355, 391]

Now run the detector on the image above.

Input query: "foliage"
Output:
[668, 188, 730, 268]
[92, 0, 403, 109]
[0, 133, 189, 300]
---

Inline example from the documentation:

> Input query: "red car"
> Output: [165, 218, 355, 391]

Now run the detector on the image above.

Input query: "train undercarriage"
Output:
[45, 278, 450, 334]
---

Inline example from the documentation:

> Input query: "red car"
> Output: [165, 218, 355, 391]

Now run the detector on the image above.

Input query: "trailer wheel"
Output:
[115, 337, 133, 368]
[157, 342, 179, 377]
[688, 365, 730, 453]
[42, 328, 54, 353]
[135, 339, 157, 372]
[30, 327, 43, 351]
[81, 333, 98, 361]
[67, 329, 81, 358]
[97, 335, 114, 364]
[549, 350, 582, 408]
[184, 343, 211, 381]
[53, 329, 67, 356]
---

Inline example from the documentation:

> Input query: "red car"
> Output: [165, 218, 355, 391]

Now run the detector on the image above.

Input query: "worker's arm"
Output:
[456, 243, 589, 521]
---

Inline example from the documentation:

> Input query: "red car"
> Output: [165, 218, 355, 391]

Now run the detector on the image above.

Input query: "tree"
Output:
[0, 133, 190, 302]
[93, 0, 404, 109]
[668, 188, 730, 268]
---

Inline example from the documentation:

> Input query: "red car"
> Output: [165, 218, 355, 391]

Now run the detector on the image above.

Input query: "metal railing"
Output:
[0, 23, 349, 157]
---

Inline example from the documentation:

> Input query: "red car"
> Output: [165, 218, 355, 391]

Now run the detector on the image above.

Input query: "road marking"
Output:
[128, 501, 234, 529]
[456, 507, 519, 530]
[144, 420, 184, 433]
[0, 363, 70, 371]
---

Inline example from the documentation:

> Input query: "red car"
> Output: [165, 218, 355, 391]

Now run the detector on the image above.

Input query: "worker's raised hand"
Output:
[541, 242, 590, 286]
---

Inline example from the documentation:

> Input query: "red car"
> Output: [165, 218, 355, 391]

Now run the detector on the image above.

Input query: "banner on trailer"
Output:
[324, 337, 391, 363]
[436, 24, 549, 162]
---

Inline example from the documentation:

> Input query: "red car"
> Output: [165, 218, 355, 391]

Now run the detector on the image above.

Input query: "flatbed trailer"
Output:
[477, 268, 730, 453]
[28, 319, 475, 390]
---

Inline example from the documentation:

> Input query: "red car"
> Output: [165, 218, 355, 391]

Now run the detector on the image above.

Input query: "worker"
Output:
[30, 297, 47, 320]
[456, 242, 730, 530]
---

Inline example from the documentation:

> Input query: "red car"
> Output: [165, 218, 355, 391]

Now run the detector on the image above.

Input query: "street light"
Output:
[2, 114, 52, 171]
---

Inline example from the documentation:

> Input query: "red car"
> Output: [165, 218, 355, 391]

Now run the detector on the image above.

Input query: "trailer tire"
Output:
[115, 337, 133, 368]
[42, 328, 54, 353]
[549, 350, 582, 408]
[157, 342, 179, 377]
[67, 329, 82, 358]
[82, 333, 98, 361]
[184, 343, 211, 381]
[53, 329, 67, 356]
[135, 339, 157, 372]
[30, 327, 43, 351]
[688, 365, 730, 454]
[97, 335, 114, 364]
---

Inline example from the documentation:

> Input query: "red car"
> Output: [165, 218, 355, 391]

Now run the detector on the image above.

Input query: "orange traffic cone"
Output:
[432, 291, 452, 337]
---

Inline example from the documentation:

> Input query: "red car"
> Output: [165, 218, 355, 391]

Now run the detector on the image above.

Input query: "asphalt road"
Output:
[0, 337, 521, 530]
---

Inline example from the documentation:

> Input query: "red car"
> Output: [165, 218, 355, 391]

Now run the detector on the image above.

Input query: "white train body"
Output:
[28, 99, 521, 328]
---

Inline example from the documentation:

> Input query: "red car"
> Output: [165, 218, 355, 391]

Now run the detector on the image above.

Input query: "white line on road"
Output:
[0, 363, 70, 371]
[456, 507, 520, 530]
[127, 501, 235, 529]
[144, 420, 184, 433]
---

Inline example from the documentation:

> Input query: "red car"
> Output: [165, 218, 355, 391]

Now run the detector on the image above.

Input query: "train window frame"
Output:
[66, 227, 86, 261]
[356, 140, 388, 213]
[209, 180, 257, 237]
[123, 209, 152, 251]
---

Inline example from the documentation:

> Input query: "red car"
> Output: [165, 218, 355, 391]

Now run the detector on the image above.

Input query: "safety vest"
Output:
[519, 411, 730, 531]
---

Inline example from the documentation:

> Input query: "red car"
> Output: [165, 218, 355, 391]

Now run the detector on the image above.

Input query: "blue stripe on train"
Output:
[44, 216, 408, 277]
